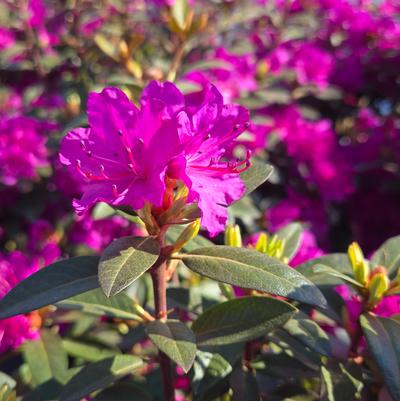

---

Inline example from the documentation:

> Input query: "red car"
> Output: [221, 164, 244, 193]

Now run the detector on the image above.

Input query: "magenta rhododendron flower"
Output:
[336, 285, 400, 334]
[140, 81, 250, 235]
[59, 82, 250, 235]
[0, 27, 15, 50]
[60, 86, 183, 214]
[0, 116, 53, 186]
[184, 48, 257, 102]
[0, 252, 40, 353]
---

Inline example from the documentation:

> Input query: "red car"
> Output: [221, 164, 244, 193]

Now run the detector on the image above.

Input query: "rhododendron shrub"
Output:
[0, 0, 400, 401]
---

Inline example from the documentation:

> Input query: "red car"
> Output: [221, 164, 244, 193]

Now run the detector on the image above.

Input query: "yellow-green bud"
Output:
[173, 219, 201, 251]
[255, 233, 268, 253]
[219, 283, 235, 300]
[224, 225, 242, 248]
[348, 242, 369, 286]
[368, 267, 389, 307]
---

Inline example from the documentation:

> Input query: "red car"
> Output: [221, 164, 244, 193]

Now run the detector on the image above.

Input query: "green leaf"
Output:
[146, 320, 197, 373]
[59, 355, 143, 401]
[192, 296, 296, 346]
[283, 312, 331, 356]
[296, 253, 353, 286]
[92, 383, 153, 401]
[192, 351, 232, 401]
[181, 60, 232, 74]
[180, 246, 326, 307]
[320, 363, 363, 401]
[166, 225, 214, 252]
[276, 223, 302, 260]
[99, 236, 160, 297]
[92, 202, 115, 220]
[22, 368, 81, 401]
[58, 288, 141, 320]
[23, 330, 68, 385]
[372, 235, 400, 276]
[360, 314, 400, 401]
[0, 256, 99, 319]
[312, 264, 363, 288]
[62, 339, 119, 362]
[240, 161, 273, 197]
[171, 0, 189, 30]
[230, 365, 260, 401]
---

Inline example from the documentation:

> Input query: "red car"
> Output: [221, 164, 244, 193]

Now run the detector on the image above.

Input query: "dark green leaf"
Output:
[192, 351, 232, 401]
[230, 365, 260, 401]
[276, 223, 302, 260]
[240, 161, 273, 197]
[283, 312, 331, 356]
[58, 288, 141, 320]
[92, 383, 153, 401]
[99, 236, 160, 297]
[22, 369, 81, 401]
[371, 235, 400, 276]
[60, 355, 143, 401]
[23, 330, 68, 385]
[360, 314, 400, 401]
[180, 246, 326, 307]
[0, 256, 99, 319]
[320, 363, 363, 401]
[146, 320, 197, 373]
[192, 296, 296, 346]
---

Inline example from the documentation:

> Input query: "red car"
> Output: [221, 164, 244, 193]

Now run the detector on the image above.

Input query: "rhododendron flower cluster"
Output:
[60, 82, 250, 236]
[0, 117, 53, 186]
[0, 252, 40, 353]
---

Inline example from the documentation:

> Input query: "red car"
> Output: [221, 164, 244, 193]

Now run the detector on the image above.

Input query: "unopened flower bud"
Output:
[219, 283, 235, 300]
[348, 242, 369, 286]
[225, 225, 242, 248]
[173, 219, 201, 252]
[255, 233, 268, 253]
[368, 267, 389, 307]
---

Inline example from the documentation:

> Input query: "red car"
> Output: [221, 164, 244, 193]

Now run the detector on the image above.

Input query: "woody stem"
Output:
[151, 254, 175, 401]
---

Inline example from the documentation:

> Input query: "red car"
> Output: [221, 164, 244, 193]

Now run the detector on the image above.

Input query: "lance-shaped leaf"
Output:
[0, 256, 99, 319]
[283, 311, 332, 356]
[62, 339, 118, 362]
[57, 289, 141, 321]
[360, 314, 400, 401]
[146, 320, 197, 373]
[371, 235, 400, 276]
[99, 236, 160, 297]
[92, 383, 153, 401]
[240, 161, 273, 197]
[230, 365, 260, 401]
[180, 246, 326, 307]
[312, 264, 363, 288]
[276, 223, 302, 260]
[23, 330, 68, 386]
[192, 296, 297, 346]
[59, 355, 143, 401]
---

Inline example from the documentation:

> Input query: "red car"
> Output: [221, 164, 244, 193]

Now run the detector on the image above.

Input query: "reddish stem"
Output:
[151, 258, 175, 401]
